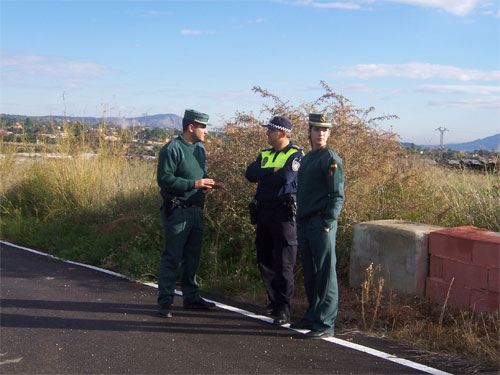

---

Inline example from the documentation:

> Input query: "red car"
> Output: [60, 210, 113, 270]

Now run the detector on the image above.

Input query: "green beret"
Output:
[308, 113, 332, 128]
[184, 109, 210, 125]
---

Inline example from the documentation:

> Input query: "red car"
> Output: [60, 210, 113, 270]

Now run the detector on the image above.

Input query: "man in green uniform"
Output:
[156, 109, 221, 318]
[291, 113, 345, 338]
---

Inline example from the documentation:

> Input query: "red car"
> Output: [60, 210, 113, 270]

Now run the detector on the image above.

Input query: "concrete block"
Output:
[431, 226, 499, 267]
[472, 240, 500, 268]
[429, 231, 473, 262]
[488, 292, 499, 311]
[488, 268, 500, 293]
[426, 277, 449, 303]
[470, 290, 500, 312]
[429, 255, 443, 278]
[470, 289, 489, 312]
[350, 220, 443, 296]
[448, 283, 472, 310]
[426, 277, 471, 310]
[441, 259, 488, 290]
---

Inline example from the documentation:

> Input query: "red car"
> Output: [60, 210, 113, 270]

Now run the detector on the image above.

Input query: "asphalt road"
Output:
[0, 242, 485, 374]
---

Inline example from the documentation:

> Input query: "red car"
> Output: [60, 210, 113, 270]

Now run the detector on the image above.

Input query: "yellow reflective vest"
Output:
[260, 147, 300, 169]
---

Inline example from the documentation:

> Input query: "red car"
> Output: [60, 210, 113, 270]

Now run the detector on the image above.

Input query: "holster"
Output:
[161, 191, 181, 219]
[248, 199, 259, 225]
[284, 194, 297, 221]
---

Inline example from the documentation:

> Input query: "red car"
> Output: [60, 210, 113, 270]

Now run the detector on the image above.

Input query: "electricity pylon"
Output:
[435, 126, 448, 161]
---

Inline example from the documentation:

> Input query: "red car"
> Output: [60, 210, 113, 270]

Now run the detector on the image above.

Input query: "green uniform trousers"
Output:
[297, 214, 338, 334]
[157, 205, 204, 307]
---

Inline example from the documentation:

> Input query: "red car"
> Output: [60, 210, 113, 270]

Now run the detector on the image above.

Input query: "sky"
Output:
[1, 0, 499, 145]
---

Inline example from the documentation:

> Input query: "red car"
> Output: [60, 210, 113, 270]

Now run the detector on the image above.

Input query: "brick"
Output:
[447, 283, 472, 310]
[470, 289, 489, 312]
[429, 255, 443, 278]
[426, 277, 472, 310]
[429, 232, 473, 262]
[472, 241, 500, 268]
[441, 259, 488, 290]
[489, 268, 500, 293]
[437, 226, 500, 243]
[426, 277, 448, 303]
[488, 292, 499, 311]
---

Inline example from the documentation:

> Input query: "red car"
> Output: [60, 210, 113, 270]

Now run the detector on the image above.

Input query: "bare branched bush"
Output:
[205, 83, 404, 279]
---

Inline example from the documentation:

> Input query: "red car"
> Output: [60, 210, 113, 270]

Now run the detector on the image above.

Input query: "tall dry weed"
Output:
[0, 120, 156, 221]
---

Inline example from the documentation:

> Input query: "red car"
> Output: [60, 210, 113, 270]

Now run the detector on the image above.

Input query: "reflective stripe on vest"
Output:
[260, 147, 298, 168]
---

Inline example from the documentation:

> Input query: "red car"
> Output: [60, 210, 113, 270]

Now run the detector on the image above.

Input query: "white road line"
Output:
[1, 240, 453, 375]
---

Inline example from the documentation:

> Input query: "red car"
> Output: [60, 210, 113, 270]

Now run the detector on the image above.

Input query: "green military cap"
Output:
[308, 113, 332, 128]
[184, 109, 210, 125]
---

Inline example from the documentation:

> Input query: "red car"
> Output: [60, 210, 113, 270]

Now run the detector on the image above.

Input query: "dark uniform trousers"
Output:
[157, 205, 204, 307]
[297, 214, 338, 334]
[256, 202, 298, 316]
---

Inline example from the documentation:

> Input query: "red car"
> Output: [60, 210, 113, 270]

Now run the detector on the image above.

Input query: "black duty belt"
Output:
[178, 201, 203, 208]
[258, 200, 287, 208]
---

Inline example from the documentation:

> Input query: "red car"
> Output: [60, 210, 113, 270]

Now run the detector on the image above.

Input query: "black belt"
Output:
[179, 202, 203, 209]
[258, 200, 287, 208]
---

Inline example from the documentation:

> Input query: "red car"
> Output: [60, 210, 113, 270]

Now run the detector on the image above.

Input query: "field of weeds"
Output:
[1, 84, 498, 368]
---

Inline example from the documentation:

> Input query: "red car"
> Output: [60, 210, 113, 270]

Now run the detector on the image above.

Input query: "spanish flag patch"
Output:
[329, 163, 337, 176]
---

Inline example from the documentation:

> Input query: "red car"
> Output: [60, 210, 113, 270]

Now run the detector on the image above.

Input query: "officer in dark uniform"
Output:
[291, 113, 344, 339]
[156, 109, 223, 319]
[245, 116, 303, 325]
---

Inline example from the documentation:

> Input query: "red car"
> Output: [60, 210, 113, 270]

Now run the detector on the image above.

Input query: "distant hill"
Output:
[401, 133, 499, 152]
[443, 134, 499, 152]
[1, 113, 183, 130]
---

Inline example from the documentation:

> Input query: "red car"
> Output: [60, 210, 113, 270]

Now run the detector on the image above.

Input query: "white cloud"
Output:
[144, 10, 163, 16]
[180, 29, 215, 35]
[429, 96, 500, 108]
[280, 0, 360, 9]
[384, 0, 480, 16]
[418, 84, 500, 95]
[180, 29, 202, 35]
[332, 63, 500, 81]
[1, 51, 116, 87]
[308, 1, 361, 9]
[283, 0, 484, 15]
[248, 18, 264, 23]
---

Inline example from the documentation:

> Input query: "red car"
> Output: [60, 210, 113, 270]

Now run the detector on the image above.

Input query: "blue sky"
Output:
[1, 0, 499, 144]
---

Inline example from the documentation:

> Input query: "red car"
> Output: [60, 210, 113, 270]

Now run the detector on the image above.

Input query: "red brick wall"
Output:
[426, 226, 500, 312]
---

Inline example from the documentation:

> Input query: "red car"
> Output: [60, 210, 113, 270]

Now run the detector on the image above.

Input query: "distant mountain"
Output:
[401, 134, 500, 152]
[443, 134, 499, 152]
[1, 113, 183, 130]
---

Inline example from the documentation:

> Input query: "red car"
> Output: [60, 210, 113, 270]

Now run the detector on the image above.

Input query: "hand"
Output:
[195, 178, 215, 189]
[212, 183, 225, 190]
[273, 167, 281, 173]
[324, 227, 330, 232]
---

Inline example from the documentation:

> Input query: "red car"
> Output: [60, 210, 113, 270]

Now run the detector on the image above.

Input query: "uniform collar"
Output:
[273, 141, 294, 153]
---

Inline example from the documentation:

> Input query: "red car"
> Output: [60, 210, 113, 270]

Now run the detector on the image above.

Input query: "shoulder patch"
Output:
[292, 157, 301, 171]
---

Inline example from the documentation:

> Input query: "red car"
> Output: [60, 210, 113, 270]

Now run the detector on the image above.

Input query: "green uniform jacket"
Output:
[296, 147, 345, 229]
[157, 135, 208, 206]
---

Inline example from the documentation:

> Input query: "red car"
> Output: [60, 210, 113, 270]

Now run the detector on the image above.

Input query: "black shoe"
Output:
[156, 305, 173, 318]
[273, 311, 289, 325]
[290, 319, 313, 330]
[183, 297, 216, 310]
[305, 330, 334, 339]
[264, 303, 277, 316]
